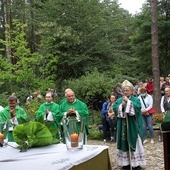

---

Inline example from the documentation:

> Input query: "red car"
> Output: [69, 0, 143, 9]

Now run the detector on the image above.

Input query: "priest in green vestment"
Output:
[36, 92, 61, 139]
[0, 96, 28, 142]
[59, 89, 89, 144]
[113, 80, 146, 170]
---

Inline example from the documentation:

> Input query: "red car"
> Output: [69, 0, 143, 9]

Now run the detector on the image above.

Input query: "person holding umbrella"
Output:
[113, 80, 146, 170]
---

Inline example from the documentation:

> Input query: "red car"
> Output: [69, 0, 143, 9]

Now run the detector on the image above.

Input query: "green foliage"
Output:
[12, 88, 32, 106]
[0, 0, 169, 110]
[0, 19, 58, 101]
[129, 9, 152, 78]
[64, 68, 140, 108]
[157, 0, 170, 76]
[88, 110, 102, 140]
[35, 79, 56, 96]
[113, 74, 139, 86]
[24, 99, 45, 121]
[64, 68, 115, 105]
[0, 92, 9, 108]
[34, 0, 133, 80]
[0, 20, 43, 92]
[88, 128, 102, 140]
[89, 110, 102, 126]
[0, 81, 8, 107]
[25, 99, 45, 120]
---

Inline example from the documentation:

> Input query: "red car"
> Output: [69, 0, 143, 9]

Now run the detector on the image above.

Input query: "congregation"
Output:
[101, 76, 170, 169]
[1, 76, 170, 170]
[102, 76, 170, 141]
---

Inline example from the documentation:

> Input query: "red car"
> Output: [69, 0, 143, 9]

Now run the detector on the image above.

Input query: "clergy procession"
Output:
[0, 77, 169, 170]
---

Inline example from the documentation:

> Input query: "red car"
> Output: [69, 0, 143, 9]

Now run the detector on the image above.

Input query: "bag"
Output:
[148, 107, 155, 114]
[141, 96, 154, 115]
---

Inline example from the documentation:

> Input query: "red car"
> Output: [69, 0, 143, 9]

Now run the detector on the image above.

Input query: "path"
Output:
[88, 133, 164, 170]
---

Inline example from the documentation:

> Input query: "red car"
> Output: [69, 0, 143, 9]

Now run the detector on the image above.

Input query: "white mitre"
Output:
[121, 80, 134, 90]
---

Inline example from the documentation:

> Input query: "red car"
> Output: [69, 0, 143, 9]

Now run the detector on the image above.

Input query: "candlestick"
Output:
[70, 133, 78, 147]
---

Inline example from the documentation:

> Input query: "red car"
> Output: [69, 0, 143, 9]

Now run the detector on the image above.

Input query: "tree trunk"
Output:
[4, 0, 12, 62]
[150, 0, 161, 113]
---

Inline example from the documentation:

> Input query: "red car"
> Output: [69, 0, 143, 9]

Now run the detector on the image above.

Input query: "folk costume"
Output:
[0, 105, 28, 142]
[113, 80, 146, 168]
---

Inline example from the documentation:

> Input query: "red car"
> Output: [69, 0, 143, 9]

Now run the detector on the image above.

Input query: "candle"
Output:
[70, 133, 78, 147]
[0, 133, 4, 145]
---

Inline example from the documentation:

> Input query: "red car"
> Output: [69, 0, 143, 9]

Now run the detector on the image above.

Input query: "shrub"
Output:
[23, 98, 45, 121]
[64, 68, 115, 108]
[88, 128, 102, 140]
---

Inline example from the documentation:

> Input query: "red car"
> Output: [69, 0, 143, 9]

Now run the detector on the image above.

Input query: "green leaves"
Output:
[13, 122, 53, 152]
[65, 68, 115, 104]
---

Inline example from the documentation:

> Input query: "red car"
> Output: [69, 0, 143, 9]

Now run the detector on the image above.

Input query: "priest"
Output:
[59, 89, 89, 144]
[36, 92, 61, 140]
[113, 80, 146, 170]
[0, 95, 28, 141]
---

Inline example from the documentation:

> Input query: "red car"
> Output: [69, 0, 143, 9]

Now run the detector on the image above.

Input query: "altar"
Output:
[0, 143, 112, 170]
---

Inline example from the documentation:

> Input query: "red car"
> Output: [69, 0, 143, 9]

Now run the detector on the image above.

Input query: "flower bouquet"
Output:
[153, 113, 164, 123]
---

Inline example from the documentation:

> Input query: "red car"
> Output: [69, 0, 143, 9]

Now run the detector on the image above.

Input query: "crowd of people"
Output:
[102, 78, 154, 143]
[101, 76, 170, 169]
[1, 75, 170, 170]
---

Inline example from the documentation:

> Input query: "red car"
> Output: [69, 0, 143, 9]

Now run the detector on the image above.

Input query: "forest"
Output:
[0, 0, 169, 110]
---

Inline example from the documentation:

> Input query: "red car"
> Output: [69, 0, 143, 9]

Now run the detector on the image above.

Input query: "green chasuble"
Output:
[36, 102, 62, 140]
[113, 96, 143, 152]
[36, 102, 61, 127]
[0, 106, 28, 142]
[36, 102, 60, 122]
[59, 99, 89, 134]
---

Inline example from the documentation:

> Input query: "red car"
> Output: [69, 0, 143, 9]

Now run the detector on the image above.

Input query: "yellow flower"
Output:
[153, 113, 164, 123]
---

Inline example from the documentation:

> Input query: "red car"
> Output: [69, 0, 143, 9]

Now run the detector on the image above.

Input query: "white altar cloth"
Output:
[0, 142, 110, 170]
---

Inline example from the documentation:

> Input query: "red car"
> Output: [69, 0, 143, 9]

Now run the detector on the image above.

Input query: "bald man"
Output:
[59, 88, 73, 105]
[59, 89, 89, 144]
